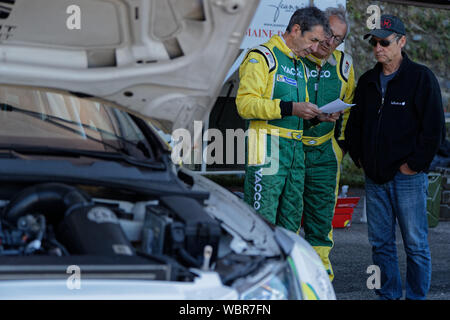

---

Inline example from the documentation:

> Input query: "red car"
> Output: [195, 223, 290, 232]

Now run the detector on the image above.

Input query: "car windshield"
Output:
[0, 85, 150, 159]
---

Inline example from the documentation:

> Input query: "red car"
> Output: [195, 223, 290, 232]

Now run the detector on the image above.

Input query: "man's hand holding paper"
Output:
[320, 98, 355, 114]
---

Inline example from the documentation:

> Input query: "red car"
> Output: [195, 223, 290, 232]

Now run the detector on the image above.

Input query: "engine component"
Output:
[141, 196, 220, 268]
[0, 219, 28, 255]
[141, 205, 176, 255]
[0, 214, 55, 256]
[3, 183, 89, 224]
[58, 205, 134, 256]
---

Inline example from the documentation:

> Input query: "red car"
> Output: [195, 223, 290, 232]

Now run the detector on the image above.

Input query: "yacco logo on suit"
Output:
[281, 65, 303, 78]
[0, 0, 15, 20]
[253, 168, 264, 210]
[307, 69, 331, 79]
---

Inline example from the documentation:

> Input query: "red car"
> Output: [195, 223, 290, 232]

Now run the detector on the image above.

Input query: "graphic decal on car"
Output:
[0, 0, 15, 20]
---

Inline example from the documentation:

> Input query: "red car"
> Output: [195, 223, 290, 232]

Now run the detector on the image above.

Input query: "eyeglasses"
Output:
[329, 34, 344, 45]
[369, 37, 395, 47]
[320, 33, 344, 46]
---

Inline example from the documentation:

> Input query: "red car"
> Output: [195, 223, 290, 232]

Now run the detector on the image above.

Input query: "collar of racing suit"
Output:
[305, 51, 338, 67]
[272, 35, 300, 60]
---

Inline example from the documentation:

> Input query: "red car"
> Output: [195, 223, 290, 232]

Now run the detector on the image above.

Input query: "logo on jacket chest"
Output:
[391, 101, 406, 106]
[280, 65, 304, 78]
[306, 69, 333, 79]
[276, 74, 297, 86]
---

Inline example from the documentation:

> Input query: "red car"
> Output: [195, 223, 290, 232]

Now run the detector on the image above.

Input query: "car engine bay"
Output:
[0, 182, 269, 284]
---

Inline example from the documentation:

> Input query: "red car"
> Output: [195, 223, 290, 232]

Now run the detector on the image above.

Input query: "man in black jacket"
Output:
[345, 15, 444, 300]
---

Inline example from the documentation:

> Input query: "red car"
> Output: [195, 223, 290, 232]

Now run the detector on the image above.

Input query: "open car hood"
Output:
[0, 0, 259, 133]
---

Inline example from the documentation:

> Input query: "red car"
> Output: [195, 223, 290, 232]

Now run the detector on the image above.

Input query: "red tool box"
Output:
[332, 197, 360, 228]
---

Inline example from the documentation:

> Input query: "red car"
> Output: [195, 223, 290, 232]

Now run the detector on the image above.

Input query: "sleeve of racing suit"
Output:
[345, 77, 364, 168]
[236, 51, 291, 120]
[337, 63, 356, 152]
[406, 68, 445, 172]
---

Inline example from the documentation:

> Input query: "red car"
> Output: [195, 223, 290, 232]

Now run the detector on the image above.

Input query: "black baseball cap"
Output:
[364, 14, 406, 40]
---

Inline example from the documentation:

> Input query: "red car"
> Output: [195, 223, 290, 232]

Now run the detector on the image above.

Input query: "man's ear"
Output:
[398, 35, 406, 49]
[292, 23, 301, 35]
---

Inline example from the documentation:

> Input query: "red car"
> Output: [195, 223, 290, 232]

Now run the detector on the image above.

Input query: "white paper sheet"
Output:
[320, 98, 355, 114]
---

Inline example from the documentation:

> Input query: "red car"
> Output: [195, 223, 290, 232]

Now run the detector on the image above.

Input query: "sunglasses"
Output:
[368, 37, 396, 47]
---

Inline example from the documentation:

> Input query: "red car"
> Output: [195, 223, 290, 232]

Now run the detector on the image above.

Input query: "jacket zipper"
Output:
[374, 82, 384, 179]
[314, 65, 322, 104]
[378, 96, 385, 115]
[290, 58, 300, 169]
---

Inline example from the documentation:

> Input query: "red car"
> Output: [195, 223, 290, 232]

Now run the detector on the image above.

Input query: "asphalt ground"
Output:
[323, 188, 450, 300]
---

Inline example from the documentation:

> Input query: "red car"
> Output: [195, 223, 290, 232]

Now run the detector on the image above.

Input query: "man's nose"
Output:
[311, 42, 319, 52]
[375, 42, 384, 52]
[326, 36, 334, 46]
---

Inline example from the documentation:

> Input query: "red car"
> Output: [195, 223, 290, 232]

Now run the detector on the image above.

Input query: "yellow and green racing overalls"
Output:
[236, 35, 309, 233]
[300, 50, 355, 281]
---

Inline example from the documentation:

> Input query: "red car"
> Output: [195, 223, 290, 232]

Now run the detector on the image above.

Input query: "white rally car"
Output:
[0, 0, 335, 300]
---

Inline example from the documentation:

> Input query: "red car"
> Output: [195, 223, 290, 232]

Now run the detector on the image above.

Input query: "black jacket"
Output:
[345, 52, 444, 184]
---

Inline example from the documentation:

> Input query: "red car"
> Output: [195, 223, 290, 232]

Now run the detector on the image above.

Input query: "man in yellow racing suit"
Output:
[300, 7, 356, 281]
[236, 7, 338, 233]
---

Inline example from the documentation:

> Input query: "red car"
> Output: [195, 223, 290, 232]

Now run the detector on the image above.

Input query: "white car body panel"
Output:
[0, 0, 260, 134]
[0, 272, 238, 300]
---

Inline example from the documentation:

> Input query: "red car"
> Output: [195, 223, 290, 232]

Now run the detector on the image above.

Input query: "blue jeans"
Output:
[365, 172, 431, 300]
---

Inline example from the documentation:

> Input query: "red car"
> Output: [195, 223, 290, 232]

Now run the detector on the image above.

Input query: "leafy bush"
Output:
[339, 154, 365, 188]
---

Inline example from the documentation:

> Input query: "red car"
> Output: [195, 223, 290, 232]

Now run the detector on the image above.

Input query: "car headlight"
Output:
[275, 227, 336, 300]
[239, 261, 302, 300]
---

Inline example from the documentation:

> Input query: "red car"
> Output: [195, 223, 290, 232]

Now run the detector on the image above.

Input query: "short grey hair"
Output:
[325, 5, 349, 36]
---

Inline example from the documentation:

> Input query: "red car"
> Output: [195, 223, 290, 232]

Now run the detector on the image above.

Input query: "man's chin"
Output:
[298, 51, 309, 58]
[313, 50, 328, 59]
[375, 55, 386, 62]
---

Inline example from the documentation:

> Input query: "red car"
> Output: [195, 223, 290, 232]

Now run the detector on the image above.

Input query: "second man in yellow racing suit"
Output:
[300, 9, 356, 281]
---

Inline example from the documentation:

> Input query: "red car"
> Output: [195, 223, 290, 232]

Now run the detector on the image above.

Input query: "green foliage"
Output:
[447, 121, 450, 140]
[339, 154, 365, 188]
